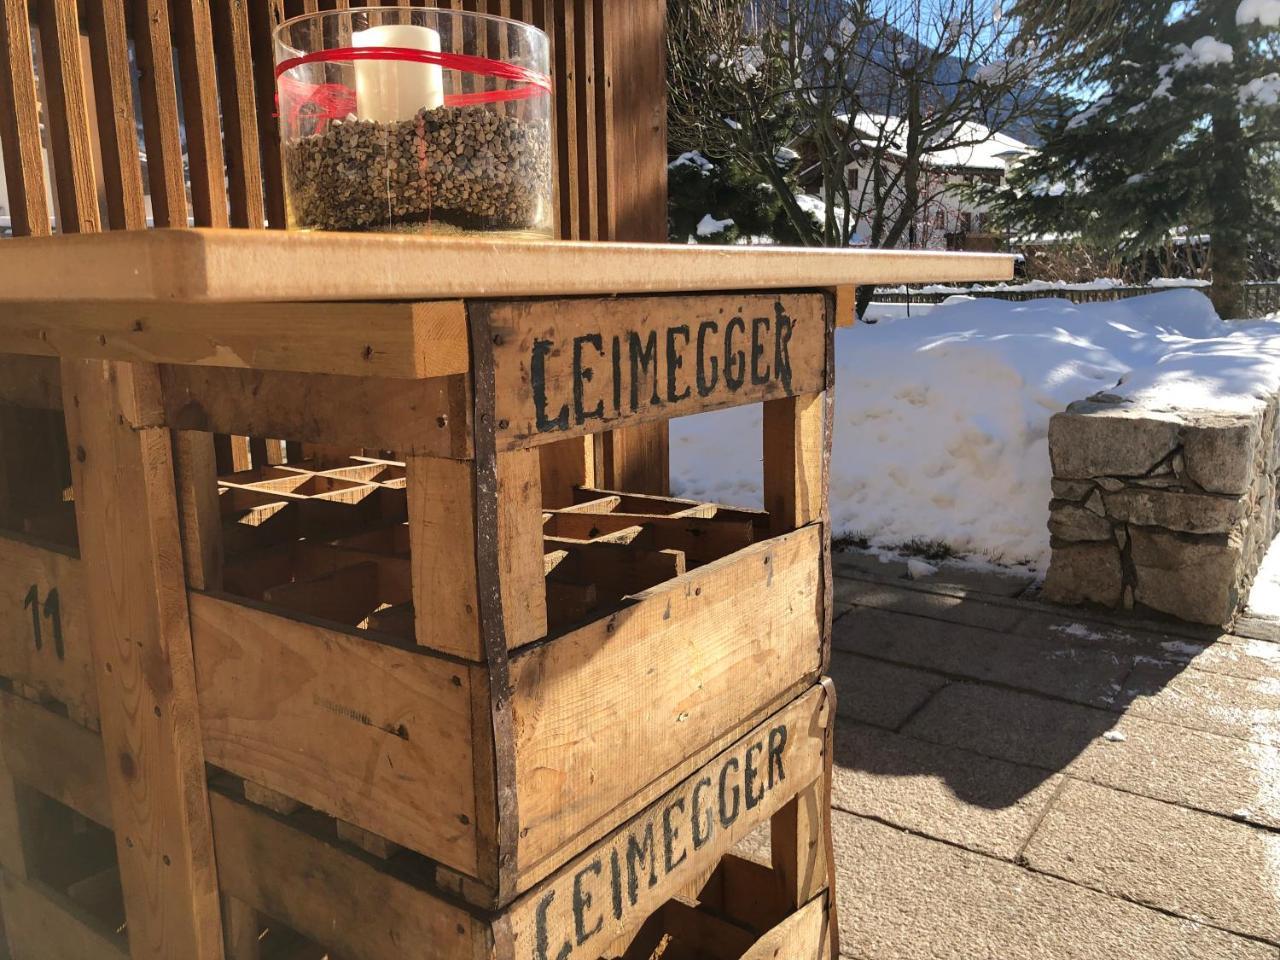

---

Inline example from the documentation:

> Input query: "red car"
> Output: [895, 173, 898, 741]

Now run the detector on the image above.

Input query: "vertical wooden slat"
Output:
[763, 392, 826, 533]
[62, 358, 223, 960]
[0, 0, 49, 236]
[572, 0, 596, 239]
[596, 0, 669, 493]
[133, 0, 188, 227]
[212, 434, 251, 474]
[551, 0, 578, 238]
[34, 0, 99, 233]
[170, 0, 229, 226]
[173, 430, 223, 592]
[210, 0, 266, 228]
[85, 0, 147, 229]
[247, 0, 288, 228]
[591, 0, 608, 239]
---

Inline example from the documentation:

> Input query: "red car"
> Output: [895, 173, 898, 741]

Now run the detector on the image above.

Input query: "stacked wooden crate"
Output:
[0, 229, 1014, 958]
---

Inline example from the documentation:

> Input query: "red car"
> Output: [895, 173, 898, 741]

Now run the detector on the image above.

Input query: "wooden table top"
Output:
[0, 228, 1014, 303]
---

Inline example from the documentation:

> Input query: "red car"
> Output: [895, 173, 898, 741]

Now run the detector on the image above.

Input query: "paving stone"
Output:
[825, 651, 947, 730]
[1071, 711, 1280, 830]
[1124, 661, 1280, 746]
[834, 811, 1273, 960]
[833, 607, 1132, 709]
[832, 578, 1028, 632]
[833, 550, 910, 580]
[903, 681, 1280, 830]
[903, 682, 1119, 771]
[923, 562, 1037, 598]
[832, 549, 1036, 598]
[1161, 636, 1280, 684]
[831, 724, 1062, 860]
[1023, 780, 1280, 943]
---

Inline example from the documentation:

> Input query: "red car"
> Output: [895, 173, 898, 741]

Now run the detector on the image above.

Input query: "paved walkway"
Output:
[789, 550, 1277, 958]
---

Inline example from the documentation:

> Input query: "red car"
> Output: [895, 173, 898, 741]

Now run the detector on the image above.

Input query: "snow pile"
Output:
[695, 214, 735, 237]
[1238, 0, 1280, 27]
[1173, 36, 1234, 69]
[670, 290, 1280, 574]
[1240, 73, 1280, 106]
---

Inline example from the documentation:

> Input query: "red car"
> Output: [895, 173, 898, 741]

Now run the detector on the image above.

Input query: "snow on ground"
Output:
[670, 290, 1280, 575]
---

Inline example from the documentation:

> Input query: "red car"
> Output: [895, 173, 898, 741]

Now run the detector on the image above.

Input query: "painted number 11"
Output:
[22, 584, 63, 660]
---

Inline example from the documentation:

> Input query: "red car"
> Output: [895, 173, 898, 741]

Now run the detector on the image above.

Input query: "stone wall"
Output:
[1043, 395, 1280, 625]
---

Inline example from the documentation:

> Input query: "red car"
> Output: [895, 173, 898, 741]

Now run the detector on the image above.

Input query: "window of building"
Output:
[959, 212, 972, 232]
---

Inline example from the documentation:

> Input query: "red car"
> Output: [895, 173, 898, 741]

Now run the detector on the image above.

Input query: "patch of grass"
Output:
[832, 532, 871, 551]
[895, 537, 959, 563]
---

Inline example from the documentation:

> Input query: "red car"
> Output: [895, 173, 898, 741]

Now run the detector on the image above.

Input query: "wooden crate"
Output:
[0, 654, 834, 960]
[0, 229, 1012, 959]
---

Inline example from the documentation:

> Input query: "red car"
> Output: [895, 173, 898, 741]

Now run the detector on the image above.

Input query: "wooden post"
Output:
[594, 0, 671, 494]
[763, 392, 826, 533]
[61, 359, 223, 960]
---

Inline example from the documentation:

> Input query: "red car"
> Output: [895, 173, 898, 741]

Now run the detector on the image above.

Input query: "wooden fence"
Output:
[871, 281, 1280, 318]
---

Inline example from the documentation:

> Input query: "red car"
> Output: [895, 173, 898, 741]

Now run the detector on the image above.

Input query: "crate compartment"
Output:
[612, 858, 832, 960]
[192, 458, 824, 897]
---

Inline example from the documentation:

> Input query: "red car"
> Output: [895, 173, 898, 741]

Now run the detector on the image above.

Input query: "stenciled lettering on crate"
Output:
[486, 293, 827, 450]
[501, 683, 829, 960]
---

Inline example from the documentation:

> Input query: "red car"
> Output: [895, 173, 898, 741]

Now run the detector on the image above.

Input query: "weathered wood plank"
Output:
[0, 535, 96, 722]
[763, 391, 826, 534]
[84, 0, 147, 230]
[0, 872, 129, 960]
[497, 448, 549, 647]
[509, 524, 823, 882]
[210, 789, 483, 960]
[132, 0, 189, 227]
[246, 0, 289, 228]
[0, 688, 110, 828]
[0, 0, 49, 236]
[0, 300, 468, 379]
[170, 0, 230, 227]
[740, 893, 829, 960]
[189, 592, 483, 877]
[33, 0, 99, 233]
[161, 367, 470, 457]
[407, 455, 481, 658]
[62, 359, 222, 959]
[0, 229, 1017, 303]
[0, 355, 61, 409]
[485, 294, 827, 450]
[499, 684, 830, 958]
[210, 0, 266, 228]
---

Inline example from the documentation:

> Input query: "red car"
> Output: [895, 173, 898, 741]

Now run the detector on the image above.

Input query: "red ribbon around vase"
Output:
[275, 46, 553, 131]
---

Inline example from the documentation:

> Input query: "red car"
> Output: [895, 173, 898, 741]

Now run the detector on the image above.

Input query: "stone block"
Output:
[1048, 502, 1113, 541]
[1181, 411, 1261, 495]
[1048, 403, 1180, 479]
[1042, 540, 1123, 608]
[1129, 527, 1243, 625]
[1101, 487, 1245, 535]
[1051, 478, 1095, 501]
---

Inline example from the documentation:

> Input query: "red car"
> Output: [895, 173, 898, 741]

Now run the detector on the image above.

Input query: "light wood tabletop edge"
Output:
[0, 228, 1016, 303]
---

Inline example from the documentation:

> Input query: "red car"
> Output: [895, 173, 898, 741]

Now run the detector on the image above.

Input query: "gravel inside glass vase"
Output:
[284, 104, 552, 234]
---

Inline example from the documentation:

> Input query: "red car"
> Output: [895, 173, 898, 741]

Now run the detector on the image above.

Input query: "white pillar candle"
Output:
[352, 23, 445, 123]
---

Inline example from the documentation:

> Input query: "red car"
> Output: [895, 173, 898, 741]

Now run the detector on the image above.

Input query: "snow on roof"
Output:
[833, 113, 1033, 172]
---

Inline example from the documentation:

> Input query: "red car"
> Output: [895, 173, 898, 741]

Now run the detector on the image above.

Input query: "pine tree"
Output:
[987, 0, 1280, 317]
